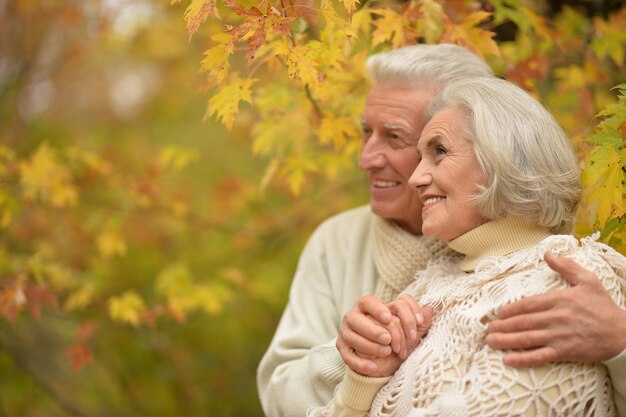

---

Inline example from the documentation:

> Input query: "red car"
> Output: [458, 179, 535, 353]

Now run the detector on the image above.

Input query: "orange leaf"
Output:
[505, 54, 548, 92]
[24, 283, 59, 319]
[0, 280, 25, 322]
[441, 11, 500, 58]
[224, 1, 294, 61]
[64, 342, 93, 370]
[184, 0, 219, 39]
[76, 321, 98, 341]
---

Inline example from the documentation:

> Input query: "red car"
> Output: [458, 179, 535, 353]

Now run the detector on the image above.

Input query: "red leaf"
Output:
[0, 284, 23, 322]
[224, 0, 262, 17]
[24, 283, 59, 319]
[76, 321, 98, 341]
[64, 342, 93, 370]
[224, 1, 293, 62]
[505, 54, 549, 91]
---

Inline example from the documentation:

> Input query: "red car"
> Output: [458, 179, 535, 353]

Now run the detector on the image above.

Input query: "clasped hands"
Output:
[337, 294, 431, 377]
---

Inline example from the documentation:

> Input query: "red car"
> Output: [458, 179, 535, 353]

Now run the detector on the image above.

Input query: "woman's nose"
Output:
[408, 163, 432, 188]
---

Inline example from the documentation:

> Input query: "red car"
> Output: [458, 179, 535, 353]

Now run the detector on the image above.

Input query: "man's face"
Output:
[359, 84, 438, 234]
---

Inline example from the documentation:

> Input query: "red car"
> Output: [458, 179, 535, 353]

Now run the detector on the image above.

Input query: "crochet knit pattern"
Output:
[310, 235, 626, 417]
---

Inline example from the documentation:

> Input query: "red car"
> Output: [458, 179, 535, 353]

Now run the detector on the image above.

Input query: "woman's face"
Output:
[408, 106, 488, 242]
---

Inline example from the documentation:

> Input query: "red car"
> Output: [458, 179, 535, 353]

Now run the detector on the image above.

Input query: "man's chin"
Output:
[370, 202, 400, 221]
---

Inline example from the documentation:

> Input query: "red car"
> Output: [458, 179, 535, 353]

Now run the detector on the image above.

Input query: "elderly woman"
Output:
[308, 77, 626, 417]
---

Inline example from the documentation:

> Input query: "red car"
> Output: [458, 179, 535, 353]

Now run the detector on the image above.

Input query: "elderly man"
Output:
[256, 44, 626, 417]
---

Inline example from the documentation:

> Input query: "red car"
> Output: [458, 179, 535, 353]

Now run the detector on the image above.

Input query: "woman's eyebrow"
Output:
[417, 134, 443, 151]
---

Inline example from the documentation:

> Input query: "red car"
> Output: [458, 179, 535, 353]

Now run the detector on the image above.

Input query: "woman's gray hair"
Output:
[366, 44, 493, 88]
[427, 77, 581, 234]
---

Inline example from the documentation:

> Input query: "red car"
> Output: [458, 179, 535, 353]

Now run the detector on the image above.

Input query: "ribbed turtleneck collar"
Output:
[447, 217, 552, 272]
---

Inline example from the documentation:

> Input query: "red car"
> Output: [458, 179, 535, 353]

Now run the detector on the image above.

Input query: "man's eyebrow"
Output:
[383, 123, 411, 134]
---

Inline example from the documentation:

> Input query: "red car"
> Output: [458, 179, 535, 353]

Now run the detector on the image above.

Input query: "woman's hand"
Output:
[337, 294, 432, 377]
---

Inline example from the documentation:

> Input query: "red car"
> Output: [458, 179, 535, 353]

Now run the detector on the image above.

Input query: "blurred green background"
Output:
[1, 0, 625, 416]
[0, 1, 365, 416]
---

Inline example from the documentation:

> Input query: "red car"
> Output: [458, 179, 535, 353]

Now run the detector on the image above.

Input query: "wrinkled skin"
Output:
[337, 295, 432, 377]
[486, 252, 626, 366]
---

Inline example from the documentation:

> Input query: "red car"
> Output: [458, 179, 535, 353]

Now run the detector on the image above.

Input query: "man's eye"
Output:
[388, 133, 410, 148]
[435, 146, 447, 155]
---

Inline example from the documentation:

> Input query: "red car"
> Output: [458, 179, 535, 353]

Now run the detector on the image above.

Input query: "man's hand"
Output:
[486, 252, 626, 367]
[337, 295, 431, 376]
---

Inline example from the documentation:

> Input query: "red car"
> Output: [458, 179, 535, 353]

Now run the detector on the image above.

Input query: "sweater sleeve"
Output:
[256, 232, 346, 417]
[257, 208, 376, 417]
[307, 368, 391, 417]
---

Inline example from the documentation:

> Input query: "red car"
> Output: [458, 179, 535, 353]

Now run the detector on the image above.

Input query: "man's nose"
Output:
[358, 136, 386, 171]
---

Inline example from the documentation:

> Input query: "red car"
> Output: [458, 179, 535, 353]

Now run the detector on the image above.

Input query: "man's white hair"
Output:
[366, 44, 493, 88]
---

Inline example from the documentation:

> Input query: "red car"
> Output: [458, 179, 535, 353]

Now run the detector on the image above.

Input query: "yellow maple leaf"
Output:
[206, 76, 256, 129]
[349, 3, 372, 39]
[521, 7, 553, 41]
[275, 42, 319, 92]
[280, 156, 319, 195]
[194, 285, 227, 315]
[319, 115, 359, 150]
[64, 286, 95, 312]
[108, 291, 146, 327]
[201, 32, 235, 84]
[260, 158, 280, 191]
[0, 189, 17, 228]
[416, 0, 444, 43]
[340, 0, 359, 17]
[97, 231, 127, 258]
[159, 146, 199, 172]
[442, 11, 500, 58]
[20, 143, 78, 208]
[581, 146, 626, 229]
[554, 65, 586, 91]
[371, 9, 405, 48]
[320, 0, 347, 38]
[591, 11, 626, 67]
[184, 0, 219, 39]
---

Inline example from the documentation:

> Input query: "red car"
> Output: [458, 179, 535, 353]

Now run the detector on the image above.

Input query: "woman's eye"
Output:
[435, 146, 447, 156]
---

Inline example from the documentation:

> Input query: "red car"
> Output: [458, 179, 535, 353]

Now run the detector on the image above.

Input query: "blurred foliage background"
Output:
[0, 0, 624, 416]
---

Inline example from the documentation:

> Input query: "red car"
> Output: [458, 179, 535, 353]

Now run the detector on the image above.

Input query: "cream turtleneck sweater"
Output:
[448, 216, 551, 272]
[309, 217, 626, 417]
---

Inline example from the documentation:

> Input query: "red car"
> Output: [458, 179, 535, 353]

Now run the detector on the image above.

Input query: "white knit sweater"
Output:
[308, 217, 626, 417]
[257, 206, 453, 417]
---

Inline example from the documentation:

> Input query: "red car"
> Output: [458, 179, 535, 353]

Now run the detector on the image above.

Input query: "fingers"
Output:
[357, 295, 392, 325]
[336, 335, 378, 375]
[341, 311, 392, 356]
[544, 252, 601, 288]
[389, 295, 420, 342]
[501, 347, 559, 368]
[496, 292, 557, 319]
[485, 329, 555, 351]
[488, 311, 554, 334]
